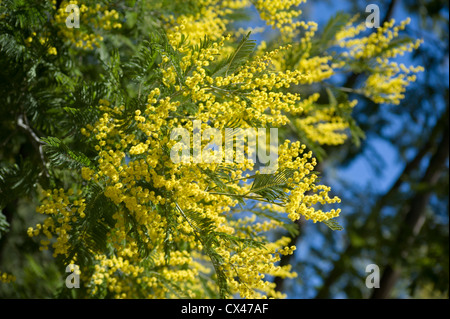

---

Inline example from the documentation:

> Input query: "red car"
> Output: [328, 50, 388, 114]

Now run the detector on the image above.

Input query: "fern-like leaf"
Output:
[323, 218, 344, 231]
[124, 40, 158, 84]
[175, 202, 231, 298]
[212, 31, 256, 77]
[42, 137, 94, 169]
[249, 169, 297, 203]
[0, 161, 38, 209]
[64, 183, 117, 266]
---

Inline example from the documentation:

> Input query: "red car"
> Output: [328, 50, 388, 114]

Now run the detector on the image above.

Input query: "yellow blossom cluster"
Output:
[28, 188, 86, 255]
[277, 140, 341, 222]
[363, 59, 424, 105]
[296, 98, 358, 145]
[24, 31, 58, 55]
[163, 0, 315, 48]
[335, 17, 423, 104]
[336, 18, 420, 59]
[0, 271, 15, 284]
[253, 0, 308, 36]
[52, 0, 122, 50]
[221, 238, 298, 298]
[166, 29, 314, 128]
[29, 31, 342, 295]
[165, 9, 228, 48]
[163, 0, 251, 52]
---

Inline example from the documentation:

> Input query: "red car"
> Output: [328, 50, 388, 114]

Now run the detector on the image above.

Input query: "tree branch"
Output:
[17, 114, 50, 178]
[314, 105, 449, 299]
[371, 124, 449, 299]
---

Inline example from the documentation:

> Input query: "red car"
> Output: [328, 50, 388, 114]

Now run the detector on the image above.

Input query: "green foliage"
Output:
[249, 169, 296, 203]
[212, 31, 256, 77]
[42, 137, 94, 170]
[322, 218, 343, 231]
[312, 11, 350, 55]
[64, 183, 117, 265]
[0, 162, 38, 210]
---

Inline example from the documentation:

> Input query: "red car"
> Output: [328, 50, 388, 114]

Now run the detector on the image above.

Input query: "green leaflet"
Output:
[313, 11, 350, 54]
[41, 136, 94, 169]
[323, 218, 344, 231]
[211, 31, 256, 77]
[64, 183, 116, 267]
[174, 202, 231, 298]
[0, 161, 38, 209]
[124, 40, 159, 87]
[249, 169, 297, 203]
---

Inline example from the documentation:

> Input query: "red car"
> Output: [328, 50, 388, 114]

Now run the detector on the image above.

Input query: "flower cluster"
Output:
[28, 188, 86, 255]
[364, 59, 424, 105]
[0, 271, 15, 284]
[277, 140, 341, 222]
[254, 0, 309, 36]
[335, 17, 423, 104]
[24, 31, 58, 55]
[52, 0, 122, 50]
[29, 30, 342, 297]
[296, 98, 359, 145]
